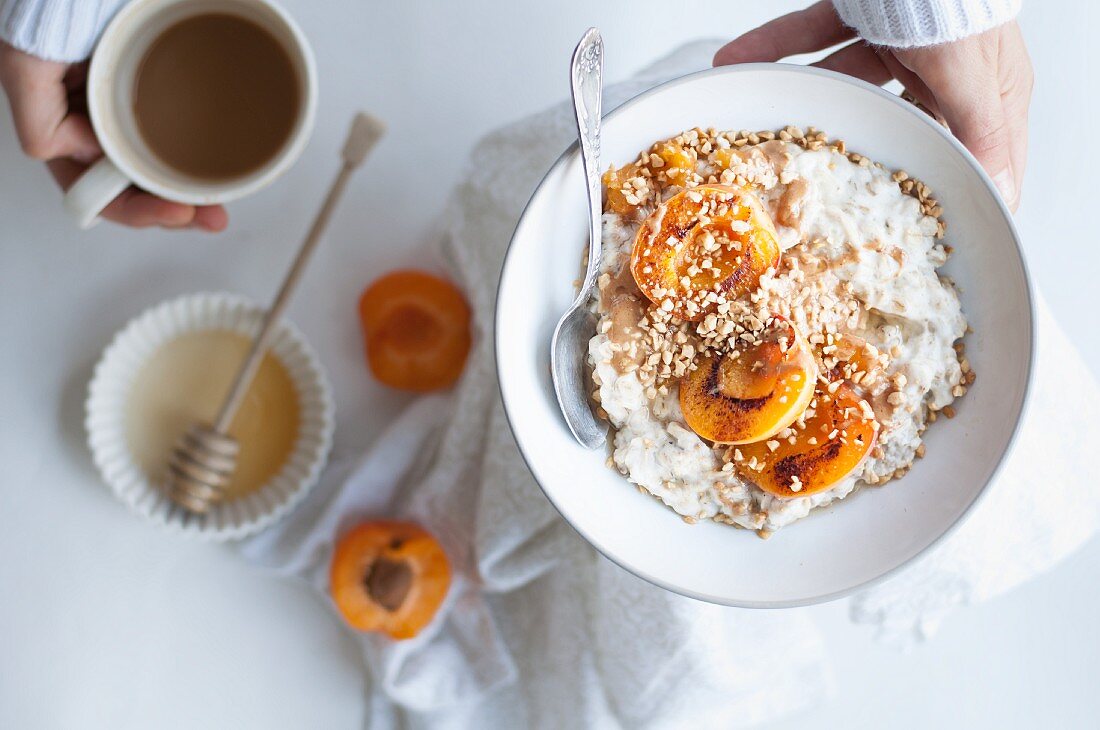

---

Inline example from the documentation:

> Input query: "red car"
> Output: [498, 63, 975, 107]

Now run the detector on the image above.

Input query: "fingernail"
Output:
[992, 168, 1016, 206]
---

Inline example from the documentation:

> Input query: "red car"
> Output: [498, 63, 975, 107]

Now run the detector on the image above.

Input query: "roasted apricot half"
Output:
[679, 318, 817, 444]
[359, 270, 472, 392]
[630, 184, 780, 321]
[735, 381, 879, 499]
[330, 520, 451, 640]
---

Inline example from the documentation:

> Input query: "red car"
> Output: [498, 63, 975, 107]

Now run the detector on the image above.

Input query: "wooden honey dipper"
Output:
[167, 112, 386, 514]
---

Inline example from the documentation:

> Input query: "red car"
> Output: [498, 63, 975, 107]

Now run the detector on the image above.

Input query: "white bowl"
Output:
[496, 64, 1033, 607]
[85, 292, 334, 541]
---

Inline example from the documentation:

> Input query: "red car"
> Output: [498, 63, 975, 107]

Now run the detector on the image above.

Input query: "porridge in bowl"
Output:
[588, 126, 973, 537]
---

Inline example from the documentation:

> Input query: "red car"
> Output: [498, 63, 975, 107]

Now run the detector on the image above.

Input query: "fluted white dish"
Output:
[85, 292, 334, 541]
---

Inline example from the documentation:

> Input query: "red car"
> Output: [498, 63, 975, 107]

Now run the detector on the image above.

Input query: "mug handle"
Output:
[63, 157, 132, 229]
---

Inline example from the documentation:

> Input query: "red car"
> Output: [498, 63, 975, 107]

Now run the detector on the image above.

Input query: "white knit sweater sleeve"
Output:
[0, 0, 129, 62]
[832, 0, 1021, 47]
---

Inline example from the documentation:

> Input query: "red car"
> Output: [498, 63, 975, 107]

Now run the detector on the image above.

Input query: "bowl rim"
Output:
[494, 62, 1036, 608]
[84, 290, 335, 541]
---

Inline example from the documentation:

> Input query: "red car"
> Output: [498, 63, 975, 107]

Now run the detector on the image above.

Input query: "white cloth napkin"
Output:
[241, 41, 1100, 727]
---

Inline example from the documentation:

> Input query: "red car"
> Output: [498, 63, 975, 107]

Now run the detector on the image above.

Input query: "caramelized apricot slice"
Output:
[651, 141, 697, 188]
[359, 270, 472, 392]
[603, 163, 643, 216]
[828, 334, 888, 394]
[330, 520, 451, 640]
[735, 381, 878, 499]
[712, 146, 740, 171]
[631, 185, 780, 321]
[679, 319, 817, 444]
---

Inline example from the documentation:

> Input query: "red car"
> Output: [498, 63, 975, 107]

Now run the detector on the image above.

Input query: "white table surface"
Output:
[1, 1, 1097, 727]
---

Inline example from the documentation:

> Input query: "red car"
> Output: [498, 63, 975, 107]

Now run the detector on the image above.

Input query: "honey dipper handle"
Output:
[214, 113, 386, 432]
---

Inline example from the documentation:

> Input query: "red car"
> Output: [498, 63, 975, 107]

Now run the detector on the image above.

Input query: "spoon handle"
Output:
[214, 113, 385, 432]
[571, 27, 604, 296]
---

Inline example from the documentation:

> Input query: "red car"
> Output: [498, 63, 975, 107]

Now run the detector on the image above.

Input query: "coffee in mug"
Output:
[63, 0, 317, 229]
[132, 13, 301, 181]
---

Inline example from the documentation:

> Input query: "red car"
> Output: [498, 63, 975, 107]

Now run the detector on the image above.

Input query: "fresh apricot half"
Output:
[630, 185, 780, 321]
[735, 381, 879, 499]
[679, 318, 817, 444]
[359, 270, 472, 392]
[330, 520, 451, 640]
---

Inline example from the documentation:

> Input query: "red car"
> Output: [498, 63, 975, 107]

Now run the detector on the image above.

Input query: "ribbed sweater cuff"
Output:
[832, 0, 1022, 48]
[0, 0, 128, 62]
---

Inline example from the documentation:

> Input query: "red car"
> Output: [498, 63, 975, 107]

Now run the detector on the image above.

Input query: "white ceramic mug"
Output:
[64, 0, 317, 229]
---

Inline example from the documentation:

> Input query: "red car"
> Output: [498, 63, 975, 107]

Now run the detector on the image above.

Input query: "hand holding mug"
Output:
[1, 0, 315, 231]
[0, 41, 228, 231]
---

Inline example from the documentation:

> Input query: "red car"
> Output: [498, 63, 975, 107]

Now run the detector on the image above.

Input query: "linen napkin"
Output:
[241, 40, 1100, 726]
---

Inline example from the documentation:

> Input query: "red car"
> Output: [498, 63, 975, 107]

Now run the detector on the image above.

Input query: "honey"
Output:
[126, 330, 300, 500]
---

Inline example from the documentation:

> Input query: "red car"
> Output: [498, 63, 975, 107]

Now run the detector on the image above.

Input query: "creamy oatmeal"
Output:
[588, 126, 972, 537]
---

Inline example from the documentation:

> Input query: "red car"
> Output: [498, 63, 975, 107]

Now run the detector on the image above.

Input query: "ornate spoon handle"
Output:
[571, 27, 604, 295]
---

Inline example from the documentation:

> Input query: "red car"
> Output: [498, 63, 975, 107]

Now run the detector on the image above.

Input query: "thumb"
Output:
[1, 51, 101, 163]
[42, 113, 101, 163]
[51, 113, 101, 162]
[934, 83, 1017, 208]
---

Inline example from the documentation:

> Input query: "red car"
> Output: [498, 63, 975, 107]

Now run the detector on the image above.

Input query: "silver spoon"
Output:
[550, 27, 607, 449]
